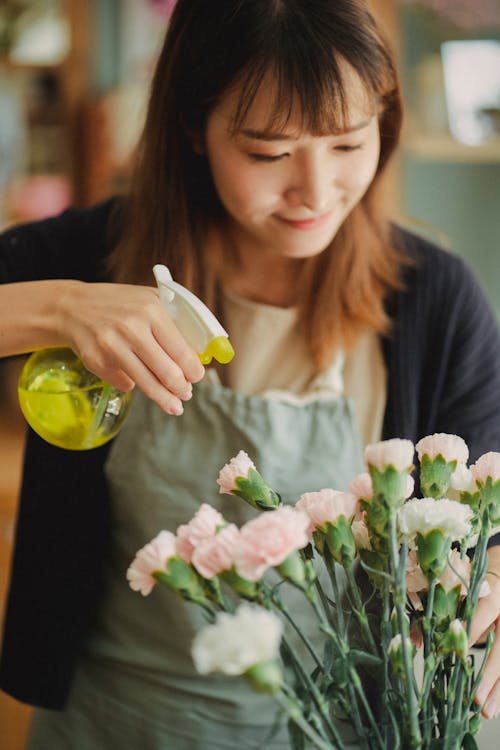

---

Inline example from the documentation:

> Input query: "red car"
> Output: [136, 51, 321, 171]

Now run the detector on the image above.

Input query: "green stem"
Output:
[345, 565, 379, 655]
[280, 636, 345, 748]
[275, 691, 339, 750]
[324, 545, 346, 637]
[388, 514, 422, 749]
[272, 591, 324, 671]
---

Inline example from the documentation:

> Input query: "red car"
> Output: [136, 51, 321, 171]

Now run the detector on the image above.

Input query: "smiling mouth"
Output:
[275, 213, 332, 230]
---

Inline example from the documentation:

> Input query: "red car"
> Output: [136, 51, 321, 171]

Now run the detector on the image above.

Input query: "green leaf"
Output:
[462, 733, 479, 750]
[349, 648, 383, 669]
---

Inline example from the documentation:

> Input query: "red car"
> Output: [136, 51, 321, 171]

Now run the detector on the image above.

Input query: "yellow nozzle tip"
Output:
[199, 337, 235, 365]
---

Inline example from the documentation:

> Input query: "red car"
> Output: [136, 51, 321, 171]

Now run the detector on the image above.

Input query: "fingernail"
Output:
[168, 402, 184, 416]
[179, 385, 193, 401]
[476, 687, 488, 706]
[484, 699, 499, 719]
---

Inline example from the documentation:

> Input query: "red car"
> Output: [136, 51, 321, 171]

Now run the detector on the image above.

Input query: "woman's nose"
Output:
[284, 154, 332, 213]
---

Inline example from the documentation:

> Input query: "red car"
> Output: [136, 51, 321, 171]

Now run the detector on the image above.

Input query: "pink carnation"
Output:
[296, 489, 359, 533]
[348, 473, 373, 501]
[191, 524, 240, 579]
[416, 433, 469, 464]
[217, 450, 256, 495]
[234, 506, 310, 581]
[470, 452, 500, 485]
[126, 530, 177, 596]
[176, 503, 225, 562]
[406, 550, 429, 594]
[364, 438, 414, 472]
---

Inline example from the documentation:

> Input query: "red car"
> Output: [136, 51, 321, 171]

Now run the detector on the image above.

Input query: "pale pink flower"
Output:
[191, 524, 240, 579]
[416, 433, 469, 464]
[470, 452, 500, 485]
[349, 472, 414, 500]
[406, 550, 429, 594]
[295, 489, 359, 533]
[126, 530, 177, 596]
[348, 473, 373, 501]
[217, 450, 256, 494]
[176, 503, 225, 562]
[364, 439, 414, 472]
[351, 519, 372, 550]
[234, 506, 310, 581]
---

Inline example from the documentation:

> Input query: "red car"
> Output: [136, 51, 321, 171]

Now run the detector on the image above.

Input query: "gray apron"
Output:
[26, 374, 364, 749]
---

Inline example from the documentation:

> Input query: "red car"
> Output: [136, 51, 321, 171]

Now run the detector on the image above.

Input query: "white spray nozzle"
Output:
[153, 264, 235, 365]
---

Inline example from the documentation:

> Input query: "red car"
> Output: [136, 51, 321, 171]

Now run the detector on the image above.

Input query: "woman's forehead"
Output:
[217, 67, 377, 137]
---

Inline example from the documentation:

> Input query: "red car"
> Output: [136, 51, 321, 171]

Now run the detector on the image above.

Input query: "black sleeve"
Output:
[429, 254, 500, 549]
[385, 231, 500, 547]
[0, 199, 117, 284]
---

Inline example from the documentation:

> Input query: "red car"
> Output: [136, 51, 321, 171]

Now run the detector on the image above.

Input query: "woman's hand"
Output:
[470, 544, 500, 719]
[58, 281, 205, 415]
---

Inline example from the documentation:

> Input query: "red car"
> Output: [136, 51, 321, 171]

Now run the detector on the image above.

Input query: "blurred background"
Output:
[0, 1, 499, 747]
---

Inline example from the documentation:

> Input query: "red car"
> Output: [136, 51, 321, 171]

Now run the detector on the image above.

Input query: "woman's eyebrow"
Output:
[238, 118, 372, 141]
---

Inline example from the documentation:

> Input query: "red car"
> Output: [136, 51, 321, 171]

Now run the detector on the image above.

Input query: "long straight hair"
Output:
[109, 0, 407, 368]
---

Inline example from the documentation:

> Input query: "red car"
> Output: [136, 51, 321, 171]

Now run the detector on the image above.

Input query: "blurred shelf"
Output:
[403, 132, 500, 164]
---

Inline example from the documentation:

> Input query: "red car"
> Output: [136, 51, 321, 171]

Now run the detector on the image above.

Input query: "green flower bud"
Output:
[220, 569, 260, 600]
[325, 516, 357, 566]
[478, 478, 500, 526]
[432, 583, 460, 625]
[416, 529, 451, 578]
[420, 454, 456, 499]
[276, 550, 306, 586]
[245, 660, 283, 694]
[370, 466, 408, 508]
[233, 469, 281, 511]
[154, 557, 207, 605]
[438, 619, 468, 661]
[388, 634, 415, 679]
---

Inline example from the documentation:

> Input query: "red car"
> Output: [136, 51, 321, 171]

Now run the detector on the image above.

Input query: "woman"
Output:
[1, 1, 500, 747]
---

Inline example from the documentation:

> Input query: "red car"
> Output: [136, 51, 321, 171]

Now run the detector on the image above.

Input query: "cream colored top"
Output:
[220, 287, 387, 446]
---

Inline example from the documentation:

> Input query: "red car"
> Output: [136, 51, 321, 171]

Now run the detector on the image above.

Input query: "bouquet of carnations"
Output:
[127, 434, 500, 750]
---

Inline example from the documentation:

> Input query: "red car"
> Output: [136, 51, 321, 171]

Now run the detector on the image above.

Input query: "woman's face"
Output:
[204, 73, 381, 265]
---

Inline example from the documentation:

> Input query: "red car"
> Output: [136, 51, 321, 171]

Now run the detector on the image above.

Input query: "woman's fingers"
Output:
[65, 282, 208, 412]
[474, 616, 500, 718]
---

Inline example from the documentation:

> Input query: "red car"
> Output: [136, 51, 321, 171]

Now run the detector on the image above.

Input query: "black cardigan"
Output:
[1, 201, 500, 709]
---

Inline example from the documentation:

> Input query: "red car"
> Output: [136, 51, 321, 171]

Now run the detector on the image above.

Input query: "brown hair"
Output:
[109, 0, 406, 368]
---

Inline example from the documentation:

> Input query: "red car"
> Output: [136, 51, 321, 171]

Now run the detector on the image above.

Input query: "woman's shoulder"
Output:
[391, 223, 482, 304]
[0, 197, 123, 283]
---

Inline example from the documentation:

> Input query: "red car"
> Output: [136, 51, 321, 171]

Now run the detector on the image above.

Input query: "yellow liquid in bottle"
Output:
[18, 349, 132, 450]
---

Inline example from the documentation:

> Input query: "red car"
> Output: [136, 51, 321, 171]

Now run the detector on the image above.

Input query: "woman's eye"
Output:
[249, 153, 288, 162]
[334, 144, 363, 153]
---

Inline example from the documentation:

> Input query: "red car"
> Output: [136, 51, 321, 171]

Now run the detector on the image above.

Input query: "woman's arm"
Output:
[0, 277, 204, 415]
[470, 545, 500, 719]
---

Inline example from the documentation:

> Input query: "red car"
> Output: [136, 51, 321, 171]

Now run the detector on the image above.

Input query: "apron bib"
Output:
[27, 376, 364, 750]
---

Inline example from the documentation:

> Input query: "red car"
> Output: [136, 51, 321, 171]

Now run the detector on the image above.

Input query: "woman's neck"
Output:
[215, 225, 305, 307]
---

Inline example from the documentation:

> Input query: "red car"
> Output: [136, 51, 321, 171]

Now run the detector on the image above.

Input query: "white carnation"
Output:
[450, 464, 476, 493]
[398, 498, 473, 541]
[191, 604, 283, 676]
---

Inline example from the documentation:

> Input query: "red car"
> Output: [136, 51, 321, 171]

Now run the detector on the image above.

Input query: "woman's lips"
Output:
[276, 212, 332, 230]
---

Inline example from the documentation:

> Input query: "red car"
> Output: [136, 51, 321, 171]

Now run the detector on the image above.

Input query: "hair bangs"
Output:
[228, 41, 385, 139]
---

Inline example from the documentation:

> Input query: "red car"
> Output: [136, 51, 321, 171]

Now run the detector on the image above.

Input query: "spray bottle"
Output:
[17, 265, 235, 450]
